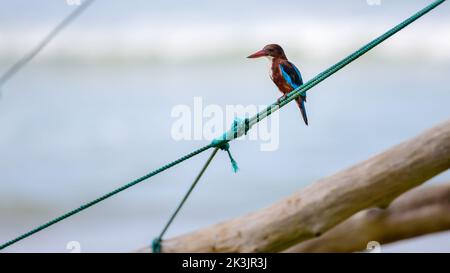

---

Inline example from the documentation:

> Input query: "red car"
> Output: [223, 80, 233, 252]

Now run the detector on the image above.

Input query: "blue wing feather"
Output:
[279, 62, 303, 88]
[279, 61, 308, 125]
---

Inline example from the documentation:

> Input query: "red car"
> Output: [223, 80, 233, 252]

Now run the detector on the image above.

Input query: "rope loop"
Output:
[152, 237, 162, 253]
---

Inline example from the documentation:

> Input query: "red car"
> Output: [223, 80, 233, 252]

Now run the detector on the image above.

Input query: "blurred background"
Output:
[0, 0, 449, 252]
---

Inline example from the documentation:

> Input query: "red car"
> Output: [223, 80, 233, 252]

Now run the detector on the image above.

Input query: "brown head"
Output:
[247, 44, 287, 60]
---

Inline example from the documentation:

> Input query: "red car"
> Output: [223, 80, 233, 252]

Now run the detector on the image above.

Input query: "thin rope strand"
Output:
[153, 148, 219, 252]
[0, 0, 96, 88]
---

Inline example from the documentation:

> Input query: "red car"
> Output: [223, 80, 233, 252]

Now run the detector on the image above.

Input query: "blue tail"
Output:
[295, 96, 308, 126]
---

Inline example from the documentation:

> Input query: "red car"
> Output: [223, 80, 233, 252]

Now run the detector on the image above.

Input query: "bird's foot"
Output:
[277, 94, 288, 104]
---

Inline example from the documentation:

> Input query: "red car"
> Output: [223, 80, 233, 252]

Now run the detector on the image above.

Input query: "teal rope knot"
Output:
[152, 237, 162, 253]
[213, 117, 251, 142]
[217, 142, 239, 173]
[210, 117, 251, 173]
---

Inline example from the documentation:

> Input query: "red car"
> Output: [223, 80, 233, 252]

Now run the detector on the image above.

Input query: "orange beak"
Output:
[247, 49, 267, 58]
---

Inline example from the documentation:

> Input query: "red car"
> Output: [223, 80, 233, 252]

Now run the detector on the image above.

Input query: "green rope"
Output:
[152, 118, 249, 252]
[0, 0, 445, 251]
[152, 119, 247, 252]
[152, 148, 219, 253]
[0, 144, 214, 250]
[0, 0, 96, 89]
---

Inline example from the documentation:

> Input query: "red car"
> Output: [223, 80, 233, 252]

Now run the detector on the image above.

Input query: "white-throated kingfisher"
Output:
[247, 44, 308, 125]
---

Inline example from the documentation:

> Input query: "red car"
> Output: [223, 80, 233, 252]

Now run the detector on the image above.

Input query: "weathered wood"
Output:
[138, 119, 450, 253]
[284, 182, 450, 252]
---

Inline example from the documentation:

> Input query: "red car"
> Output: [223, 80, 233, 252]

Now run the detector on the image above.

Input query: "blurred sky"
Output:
[1, 0, 450, 64]
[0, 0, 449, 252]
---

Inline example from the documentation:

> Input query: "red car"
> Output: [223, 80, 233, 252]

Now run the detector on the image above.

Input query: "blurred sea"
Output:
[1, 0, 449, 252]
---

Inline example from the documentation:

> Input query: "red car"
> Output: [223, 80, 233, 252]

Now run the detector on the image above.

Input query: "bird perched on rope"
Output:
[247, 44, 308, 125]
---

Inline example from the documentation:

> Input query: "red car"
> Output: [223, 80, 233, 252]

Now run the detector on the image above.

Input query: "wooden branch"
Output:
[284, 182, 450, 252]
[138, 119, 450, 253]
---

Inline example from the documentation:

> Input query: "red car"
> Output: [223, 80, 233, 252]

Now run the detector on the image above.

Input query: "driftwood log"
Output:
[138, 119, 450, 253]
[284, 182, 450, 252]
